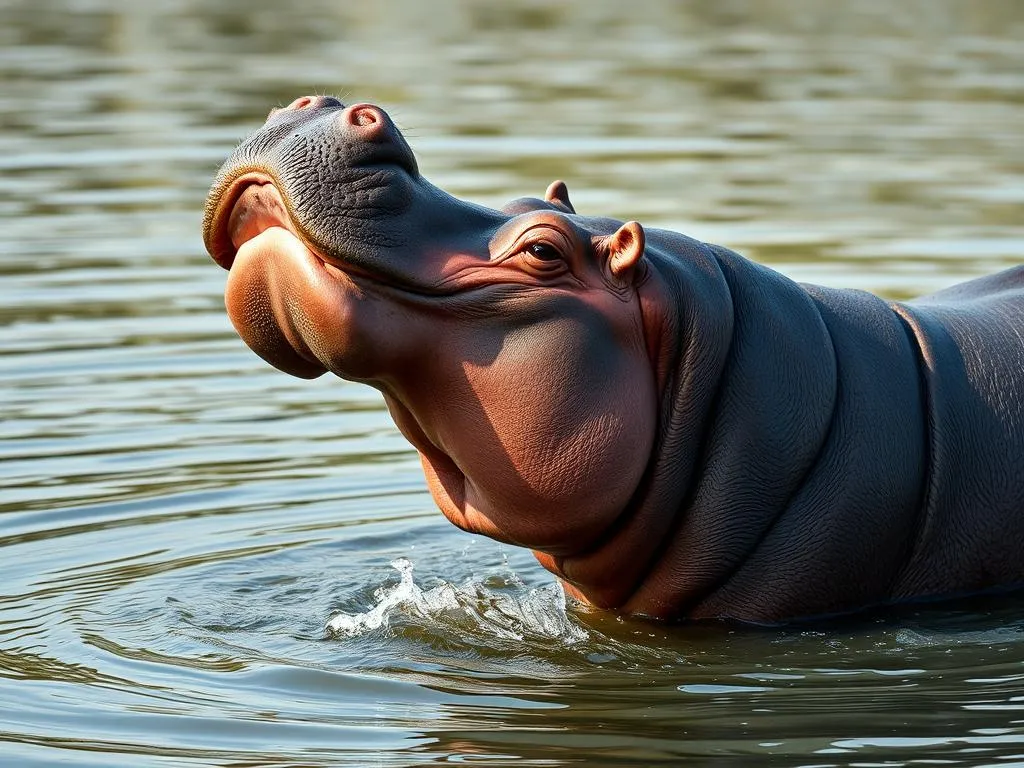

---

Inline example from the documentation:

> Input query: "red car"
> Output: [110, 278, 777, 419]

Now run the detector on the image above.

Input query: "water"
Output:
[2, 0, 1024, 764]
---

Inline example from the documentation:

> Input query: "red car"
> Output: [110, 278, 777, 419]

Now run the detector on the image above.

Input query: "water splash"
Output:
[326, 558, 589, 645]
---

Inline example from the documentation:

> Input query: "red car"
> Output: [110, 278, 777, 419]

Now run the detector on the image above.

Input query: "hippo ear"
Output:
[602, 221, 646, 285]
[544, 180, 576, 214]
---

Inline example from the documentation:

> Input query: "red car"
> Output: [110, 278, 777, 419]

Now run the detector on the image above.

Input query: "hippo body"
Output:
[203, 96, 1024, 623]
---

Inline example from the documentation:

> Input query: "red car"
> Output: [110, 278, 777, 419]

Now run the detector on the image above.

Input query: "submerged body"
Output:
[202, 96, 1024, 623]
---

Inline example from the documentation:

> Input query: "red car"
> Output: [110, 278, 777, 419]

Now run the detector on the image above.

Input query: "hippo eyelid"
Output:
[494, 224, 572, 263]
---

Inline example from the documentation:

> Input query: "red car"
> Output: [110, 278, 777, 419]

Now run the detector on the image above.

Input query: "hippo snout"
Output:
[202, 97, 423, 272]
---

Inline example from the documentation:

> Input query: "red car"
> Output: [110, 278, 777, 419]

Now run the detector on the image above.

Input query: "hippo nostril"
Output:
[351, 107, 379, 127]
[288, 96, 315, 110]
[271, 96, 345, 120]
[342, 104, 387, 132]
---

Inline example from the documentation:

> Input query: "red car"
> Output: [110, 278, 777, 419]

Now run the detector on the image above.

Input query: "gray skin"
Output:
[202, 96, 1024, 623]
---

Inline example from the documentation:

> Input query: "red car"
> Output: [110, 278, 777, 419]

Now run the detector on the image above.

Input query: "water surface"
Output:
[3, 0, 1024, 765]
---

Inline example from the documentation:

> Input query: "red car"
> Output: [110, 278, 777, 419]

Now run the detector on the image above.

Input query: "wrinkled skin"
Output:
[203, 96, 1024, 623]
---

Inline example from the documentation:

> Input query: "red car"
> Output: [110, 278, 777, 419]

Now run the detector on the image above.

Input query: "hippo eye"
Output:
[528, 242, 561, 261]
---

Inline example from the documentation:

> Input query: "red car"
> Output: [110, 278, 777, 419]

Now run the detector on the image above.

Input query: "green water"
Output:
[3, 0, 1024, 765]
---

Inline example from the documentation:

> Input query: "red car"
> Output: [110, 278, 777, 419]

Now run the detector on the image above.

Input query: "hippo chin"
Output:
[202, 96, 1024, 624]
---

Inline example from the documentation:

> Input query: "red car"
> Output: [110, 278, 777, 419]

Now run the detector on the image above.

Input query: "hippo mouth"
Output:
[205, 172, 382, 285]
[205, 173, 301, 271]
[204, 172, 425, 299]
[202, 100, 421, 274]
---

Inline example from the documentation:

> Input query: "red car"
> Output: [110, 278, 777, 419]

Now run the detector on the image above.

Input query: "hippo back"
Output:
[889, 266, 1024, 598]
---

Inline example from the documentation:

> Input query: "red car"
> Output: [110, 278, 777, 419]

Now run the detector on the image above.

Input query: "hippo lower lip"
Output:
[227, 181, 290, 260]
[205, 173, 290, 270]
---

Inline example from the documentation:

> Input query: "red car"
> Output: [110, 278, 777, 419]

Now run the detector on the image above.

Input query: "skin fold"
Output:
[202, 96, 1024, 623]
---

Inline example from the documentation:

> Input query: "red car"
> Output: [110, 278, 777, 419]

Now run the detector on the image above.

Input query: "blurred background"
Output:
[2, 1, 1024, 766]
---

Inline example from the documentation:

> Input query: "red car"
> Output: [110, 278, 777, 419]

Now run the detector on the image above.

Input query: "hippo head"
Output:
[203, 97, 731, 610]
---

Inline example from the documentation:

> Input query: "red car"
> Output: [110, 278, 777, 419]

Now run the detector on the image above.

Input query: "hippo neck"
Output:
[630, 244, 845, 617]
[550, 238, 844, 617]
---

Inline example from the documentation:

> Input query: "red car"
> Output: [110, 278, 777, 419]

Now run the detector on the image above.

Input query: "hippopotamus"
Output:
[201, 96, 1024, 623]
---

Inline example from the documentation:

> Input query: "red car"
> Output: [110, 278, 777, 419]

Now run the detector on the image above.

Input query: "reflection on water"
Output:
[2, 0, 1024, 764]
